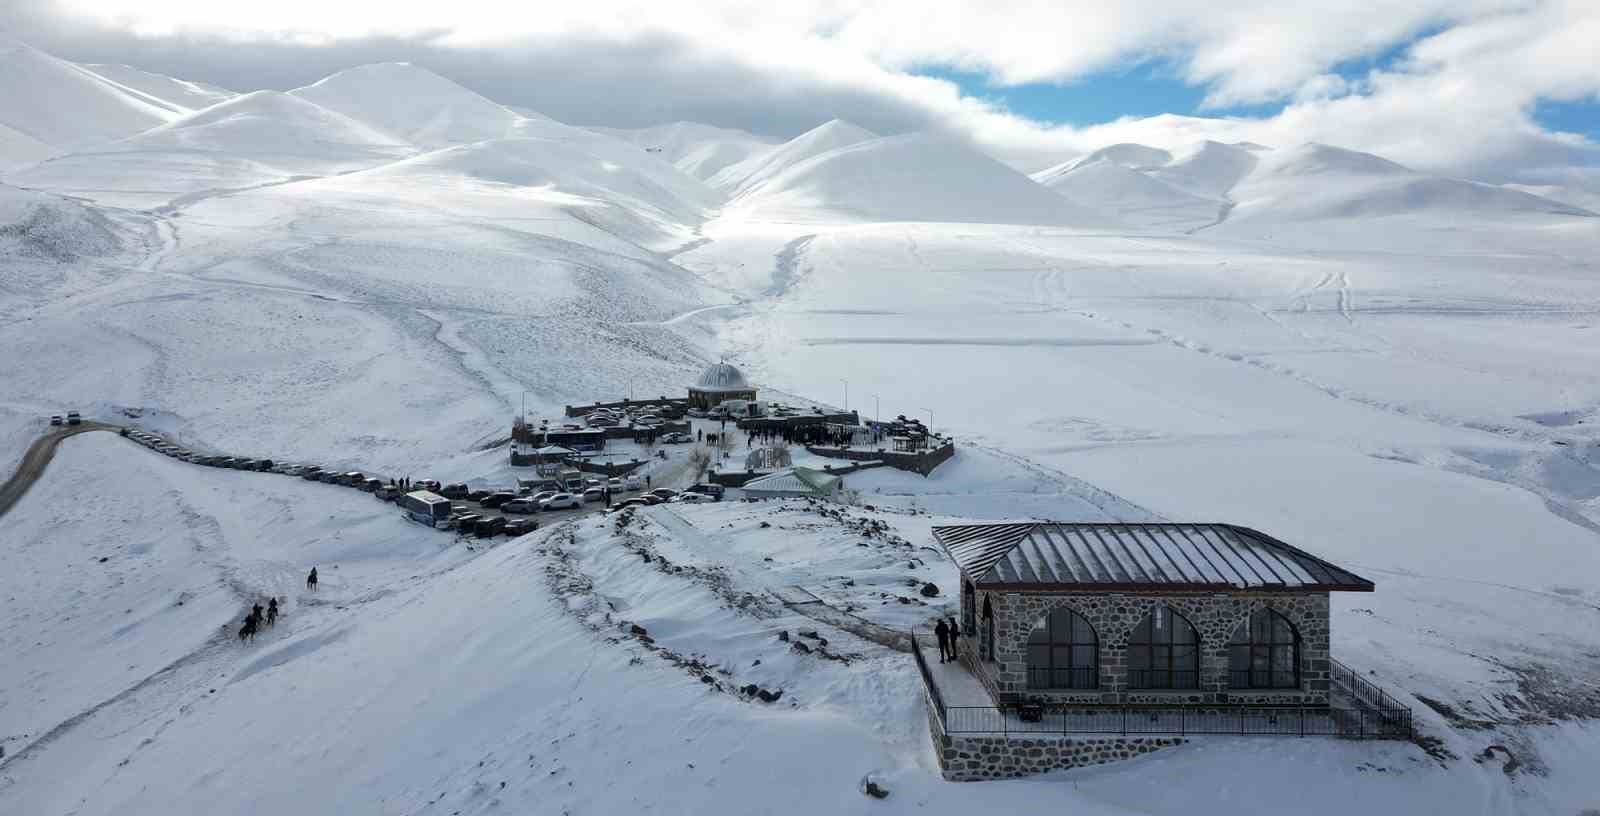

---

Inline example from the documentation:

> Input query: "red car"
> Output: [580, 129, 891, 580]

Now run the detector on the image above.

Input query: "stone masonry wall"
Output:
[969, 590, 1330, 705]
[926, 701, 1184, 781]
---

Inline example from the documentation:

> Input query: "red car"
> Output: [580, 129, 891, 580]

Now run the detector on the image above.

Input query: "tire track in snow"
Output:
[766, 234, 816, 297]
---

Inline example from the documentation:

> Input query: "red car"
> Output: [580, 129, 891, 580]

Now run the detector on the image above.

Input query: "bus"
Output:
[400, 490, 452, 529]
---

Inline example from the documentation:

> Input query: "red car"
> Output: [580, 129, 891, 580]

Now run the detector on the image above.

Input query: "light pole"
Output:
[840, 378, 848, 412]
[869, 393, 881, 425]
[922, 408, 935, 443]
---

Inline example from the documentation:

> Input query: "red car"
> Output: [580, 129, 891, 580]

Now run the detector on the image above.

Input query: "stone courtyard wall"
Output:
[926, 700, 1184, 781]
[969, 590, 1330, 705]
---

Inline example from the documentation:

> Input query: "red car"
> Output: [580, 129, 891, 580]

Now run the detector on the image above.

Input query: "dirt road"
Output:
[0, 421, 118, 519]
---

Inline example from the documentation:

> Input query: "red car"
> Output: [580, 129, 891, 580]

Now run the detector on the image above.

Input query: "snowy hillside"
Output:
[595, 121, 775, 180]
[710, 118, 879, 196]
[0, 37, 184, 169]
[4, 34, 1600, 816]
[726, 132, 1112, 226]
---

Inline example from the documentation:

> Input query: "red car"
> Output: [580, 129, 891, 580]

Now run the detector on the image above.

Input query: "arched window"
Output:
[962, 581, 976, 633]
[1128, 605, 1200, 689]
[1026, 608, 1098, 689]
[981, 596, 995, 662]
[1229, 608, 1301, 689]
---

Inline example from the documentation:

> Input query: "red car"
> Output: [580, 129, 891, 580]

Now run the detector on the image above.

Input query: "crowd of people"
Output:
[744, 423, 866, 449]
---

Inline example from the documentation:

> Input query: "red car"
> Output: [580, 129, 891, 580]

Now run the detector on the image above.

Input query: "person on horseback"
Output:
[266, 598, 279, 627]
[307, 567, 318, 591]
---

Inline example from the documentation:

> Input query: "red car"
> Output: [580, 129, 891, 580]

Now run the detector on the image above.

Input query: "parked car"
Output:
[587, 415, 619, 427]
[374, 485, 400, 501]
[501, 518, 534, 536]
[466, 489, 492, 503]
[301, 467, 324, 481]
[451, 513, 481, 531]
[607, 477, 625, 491]
[582, 486, 607, 503]
[649, 488, 678, 501]
[538, 493, 583, 511]
[341, 472, 365, 486]
[638, 494, 665, 506]
[319, 471, 341, 484]
[624, 474, 643, 490]
[688, 483, 725, 501]
[256, 459, 275, 472]
[439, 483, 469, 500]
[237, 458, 260, 470]
[527, 490, 558, 505]
[661, 432, 691, 444]
[674, 491, 712, 503]
[66, 412, 81, 425]
[50, 415, 63, 426]
[611, 498, 654, 512]
[361, 478, 383, 492]
[480, 491, 518, 509]
[473, 516, 507, 538]
[502, 497, 540, 514]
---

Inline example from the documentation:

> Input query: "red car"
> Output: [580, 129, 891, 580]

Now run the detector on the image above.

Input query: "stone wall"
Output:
[967, 590, 1330, 706]
[805, 439, 955, 476]
[925, 701, 1184, 781]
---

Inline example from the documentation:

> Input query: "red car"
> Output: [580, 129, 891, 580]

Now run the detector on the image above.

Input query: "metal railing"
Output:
[942, 704, 1411, 739]
[910, 632, 948, 729]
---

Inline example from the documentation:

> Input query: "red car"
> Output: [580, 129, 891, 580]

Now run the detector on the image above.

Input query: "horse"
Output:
[238, 615, 258, 643]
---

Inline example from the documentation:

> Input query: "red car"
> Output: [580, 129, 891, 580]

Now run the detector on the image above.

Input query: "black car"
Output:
[473, 516, 507, 538]
[480, 491, 518, 509]
[257, 459, 275, 472]
[466, 489, 492, 503]
[301, 467, 323, 481]
[688, 483, 725, 500]
[439, 483, 469, 499]
[501, 518, 538, 536]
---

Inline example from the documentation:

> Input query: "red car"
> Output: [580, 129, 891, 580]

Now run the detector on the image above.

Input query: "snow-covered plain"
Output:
[2, 37, 1599, 815]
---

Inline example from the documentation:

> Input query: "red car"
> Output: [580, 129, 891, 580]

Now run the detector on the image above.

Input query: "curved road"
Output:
[0, 422, 119, 519]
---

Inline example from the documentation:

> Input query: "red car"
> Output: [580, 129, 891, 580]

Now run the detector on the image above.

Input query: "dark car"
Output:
[649, 488, 678, 501]
[417, 479, 442, 492]
[439, 483, 469, 500]
[257, 459, 275, 472]
[319, 471, 341, 484]
[611, 498, 654, 512]
[501, 518, 537, 536]
[361, 478, 383, 492]
[473, 516, 507, 538]
[451, 512, 482, 530]
[688, 483, 725, 500]
[301, 467, 323, 480]
[480, 491, 518, 509]
[66, 412, 82, 425]
[466, 489, 492, 503]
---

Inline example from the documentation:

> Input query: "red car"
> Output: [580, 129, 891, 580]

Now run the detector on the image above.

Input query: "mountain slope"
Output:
[727, 132, 1111, 226]
[1150, 140, 1261, 198]
[123, 91, 408, 160]
[710, 119, 878, 196]
[1040, 157, 1221, 231]
[290, 62, 527, 148]
[595, 122, 774, 181]
[81, 63, 235, 112]
[0, 36, 181, 169]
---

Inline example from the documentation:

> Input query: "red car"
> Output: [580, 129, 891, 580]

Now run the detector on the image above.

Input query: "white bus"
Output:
[401, 490, 452, 529]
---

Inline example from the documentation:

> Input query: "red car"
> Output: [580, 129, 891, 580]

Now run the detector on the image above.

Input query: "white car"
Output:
[608, 477, 625, 491]
[625, 474, 643, 490]
[539, 493, 583, 511]
[673, 491, 712, 503]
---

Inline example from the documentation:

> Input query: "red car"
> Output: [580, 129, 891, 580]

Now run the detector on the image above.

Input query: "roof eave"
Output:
[970, 581, 1374, 593]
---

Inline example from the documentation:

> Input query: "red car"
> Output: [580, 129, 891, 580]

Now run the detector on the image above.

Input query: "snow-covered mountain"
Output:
[709, 118, 879, 196]
[3, 35, 1600, 816]
[593, 121, 775, 180]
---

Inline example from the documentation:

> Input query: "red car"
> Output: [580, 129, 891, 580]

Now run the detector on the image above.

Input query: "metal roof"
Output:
[931, 522, 1373, 592]
[743, 466, 841, 495]
[692, 362, 752, 393]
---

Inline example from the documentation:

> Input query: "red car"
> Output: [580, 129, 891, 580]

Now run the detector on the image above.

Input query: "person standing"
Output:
[934, 618, 951, 663]
[947, 616, 962, 658]
[266, 598, 279, 627]
[306, 567, 318, 592]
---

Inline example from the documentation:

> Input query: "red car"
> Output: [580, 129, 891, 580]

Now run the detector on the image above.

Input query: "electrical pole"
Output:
[840, 378, 848, 412]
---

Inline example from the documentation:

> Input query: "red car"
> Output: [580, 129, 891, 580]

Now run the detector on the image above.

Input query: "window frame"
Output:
[1228, 607, 1302, 690]
[1127, 604, 1201, 690]
[1024, 607, 1099, 690]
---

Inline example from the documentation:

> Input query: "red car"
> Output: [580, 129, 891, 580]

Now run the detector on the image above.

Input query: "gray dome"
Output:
[693, 362, 751, 393]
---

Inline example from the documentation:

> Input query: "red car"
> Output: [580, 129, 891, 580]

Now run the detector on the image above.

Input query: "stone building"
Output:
[912, 521, 1413, 780]
[934, 522, 1374, 708]
[687, 362, 756, 410]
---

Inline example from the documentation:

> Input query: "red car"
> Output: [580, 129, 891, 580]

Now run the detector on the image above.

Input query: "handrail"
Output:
[909, 631, 948, 728]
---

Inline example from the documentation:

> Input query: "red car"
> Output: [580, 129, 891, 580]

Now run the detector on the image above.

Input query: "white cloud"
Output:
[9, 0, 1599, 180]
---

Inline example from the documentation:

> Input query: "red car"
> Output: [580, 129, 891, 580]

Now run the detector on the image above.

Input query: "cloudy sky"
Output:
[4, 0, 1598, 181]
